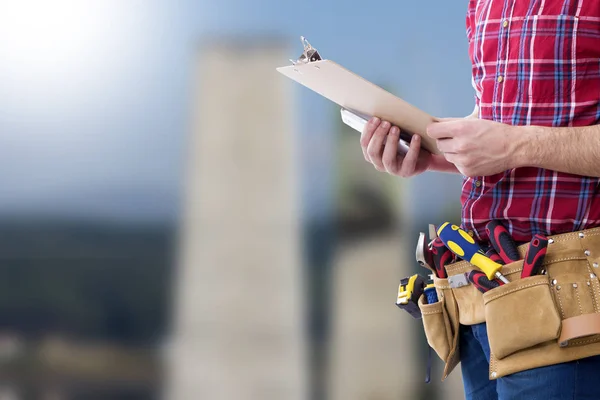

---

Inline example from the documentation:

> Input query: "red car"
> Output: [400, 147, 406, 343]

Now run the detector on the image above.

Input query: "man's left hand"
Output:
[427, 118, 521, 177]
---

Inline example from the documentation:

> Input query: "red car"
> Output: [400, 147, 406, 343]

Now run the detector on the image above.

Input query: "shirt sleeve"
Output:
[466, 0, 480, 107]
[465, 0, 476, 45]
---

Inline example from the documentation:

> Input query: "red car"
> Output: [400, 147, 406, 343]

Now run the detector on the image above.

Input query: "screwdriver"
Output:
[484, 246, 505, 265]
[431, 238, 452, 279]
[485, 221, 520, 264]
[467, 270, 501, 293]
[437, 222, 510, 284]
[521, 234, 549, 278]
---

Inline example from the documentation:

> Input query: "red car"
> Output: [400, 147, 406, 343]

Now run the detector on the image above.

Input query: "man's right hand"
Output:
[360, 117, 433, 177]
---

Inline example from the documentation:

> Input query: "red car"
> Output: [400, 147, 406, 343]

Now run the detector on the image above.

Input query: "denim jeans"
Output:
[460, 323, 600, 400]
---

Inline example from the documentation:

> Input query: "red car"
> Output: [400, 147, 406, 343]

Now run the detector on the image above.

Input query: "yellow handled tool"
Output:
[437, 222, 510, 284]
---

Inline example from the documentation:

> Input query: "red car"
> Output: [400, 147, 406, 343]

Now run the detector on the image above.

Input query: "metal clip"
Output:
[428, 224, 438, 248]
[290, 36, 322, 65]
[416, 232, 435, 273]
[448, 272, 470, 289]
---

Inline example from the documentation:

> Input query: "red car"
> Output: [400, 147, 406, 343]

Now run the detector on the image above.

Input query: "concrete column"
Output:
[166, 39, 307, 400]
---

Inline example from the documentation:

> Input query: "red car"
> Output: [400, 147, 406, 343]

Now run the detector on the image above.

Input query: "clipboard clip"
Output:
[289, 36, 322, 65]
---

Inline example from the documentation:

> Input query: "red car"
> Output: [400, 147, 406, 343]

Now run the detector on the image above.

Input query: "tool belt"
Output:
[420, 226, 600, 380]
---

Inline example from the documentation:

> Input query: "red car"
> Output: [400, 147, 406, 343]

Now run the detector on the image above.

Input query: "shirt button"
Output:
[502, 20, 509, 28]
[475, 180, 482, 187]
[497, 75, 504, 83]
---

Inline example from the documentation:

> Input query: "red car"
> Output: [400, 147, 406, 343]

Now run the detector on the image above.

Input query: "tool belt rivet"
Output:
[552, 279, 558, 285]
[556, 285, 562, 290]
[585, 250, 591, 256]
[579, 232, 585, 238]
[594, 263, 599, 268]
[573, 283, 578, 288]
[549, 238, 555, 244]
[588, 281, 591, 286]
[591, 274, 597, 279]
[491, 372, 497, 378]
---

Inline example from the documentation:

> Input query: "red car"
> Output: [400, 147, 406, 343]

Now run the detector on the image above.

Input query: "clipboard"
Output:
[276, 37, 440, 155]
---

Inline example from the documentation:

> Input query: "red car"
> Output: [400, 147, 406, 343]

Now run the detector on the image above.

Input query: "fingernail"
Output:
[414, 135, 421, 142]
[372, 117, 380, 125]
[382, 121, 390, 128]
[391, 127, 399, 135]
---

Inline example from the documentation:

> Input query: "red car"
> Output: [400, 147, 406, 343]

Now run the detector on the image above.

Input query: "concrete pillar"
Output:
[166, 39, 307, 400]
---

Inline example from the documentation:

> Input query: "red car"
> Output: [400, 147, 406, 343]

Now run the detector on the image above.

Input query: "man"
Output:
[361, 1, 600, 399]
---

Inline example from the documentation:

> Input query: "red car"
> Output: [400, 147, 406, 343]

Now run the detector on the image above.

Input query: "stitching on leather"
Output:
[585, 260, 600, 313]
[484, 281, 548, 303]
[592, 279, 600, 314]
[588, 282, 599, 313]
[550, 229, 600, 243]
[503, 267, 522, 275]
[555, 288, 566, 319]
[542, 256, 587, 266]
[422, 310, 443, 316]
[575, 288, 583, 315]
[568, 335, 600, 346]
[552, 233, 579, 242]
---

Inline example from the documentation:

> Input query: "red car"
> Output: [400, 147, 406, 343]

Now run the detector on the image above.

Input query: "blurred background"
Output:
[0, 1, 474, 399]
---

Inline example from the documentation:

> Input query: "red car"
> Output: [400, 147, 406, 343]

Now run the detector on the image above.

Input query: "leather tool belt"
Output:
[419, 226, 600, 380]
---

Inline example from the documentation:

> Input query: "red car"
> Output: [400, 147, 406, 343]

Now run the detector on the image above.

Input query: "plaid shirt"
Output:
[462, 0, 600, 242]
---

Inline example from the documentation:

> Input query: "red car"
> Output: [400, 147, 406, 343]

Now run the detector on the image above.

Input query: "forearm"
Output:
[514, 124, 600, 177]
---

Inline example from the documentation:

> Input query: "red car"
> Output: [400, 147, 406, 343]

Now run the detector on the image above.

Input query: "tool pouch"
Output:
[483, 274, 561, 359]
[548, 255, 600, 348]
[418, 277, 461, 379]
[418, 295, 452, 361]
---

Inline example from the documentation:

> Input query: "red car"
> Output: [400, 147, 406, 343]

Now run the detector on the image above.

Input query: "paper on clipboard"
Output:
[276, 37, 440, 155]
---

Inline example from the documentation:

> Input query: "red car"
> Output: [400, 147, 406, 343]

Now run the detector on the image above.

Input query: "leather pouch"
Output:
[419, 294, 452, 361]
[483, 275, 561, 360]
[548, 257, 600, 347]
[419, 281, 461, 379]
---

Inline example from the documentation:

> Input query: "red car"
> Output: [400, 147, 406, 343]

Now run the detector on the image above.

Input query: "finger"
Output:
[399, 134, 422, 177]
[444, 153, 458, 164]
[427, 121, 458, 140]
[366, 120, 391, 169]
[360, 117, 380, 160]
[443, 154, 471, 176]
[382, 126, 401, 174]
[436, 138, 457, 154]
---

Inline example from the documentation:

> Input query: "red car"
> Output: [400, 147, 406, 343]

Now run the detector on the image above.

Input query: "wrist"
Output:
[509, 125, 543, 168]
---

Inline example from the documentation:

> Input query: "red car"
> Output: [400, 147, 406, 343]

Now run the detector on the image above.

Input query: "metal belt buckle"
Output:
[448, 272, 470, 289]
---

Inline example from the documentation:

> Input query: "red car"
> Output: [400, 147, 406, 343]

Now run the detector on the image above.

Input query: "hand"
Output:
[427, 118, 521, 177]
[360, 117, 433, 177]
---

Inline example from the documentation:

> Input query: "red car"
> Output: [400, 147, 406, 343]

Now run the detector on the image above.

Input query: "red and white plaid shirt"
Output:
[462, 0, 600, 242]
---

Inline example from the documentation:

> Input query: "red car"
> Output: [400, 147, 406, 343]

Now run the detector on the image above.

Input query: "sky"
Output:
[0, 0, 473, 223]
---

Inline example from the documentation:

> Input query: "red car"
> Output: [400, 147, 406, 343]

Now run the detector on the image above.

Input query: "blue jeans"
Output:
[460, 323, 600, 400]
